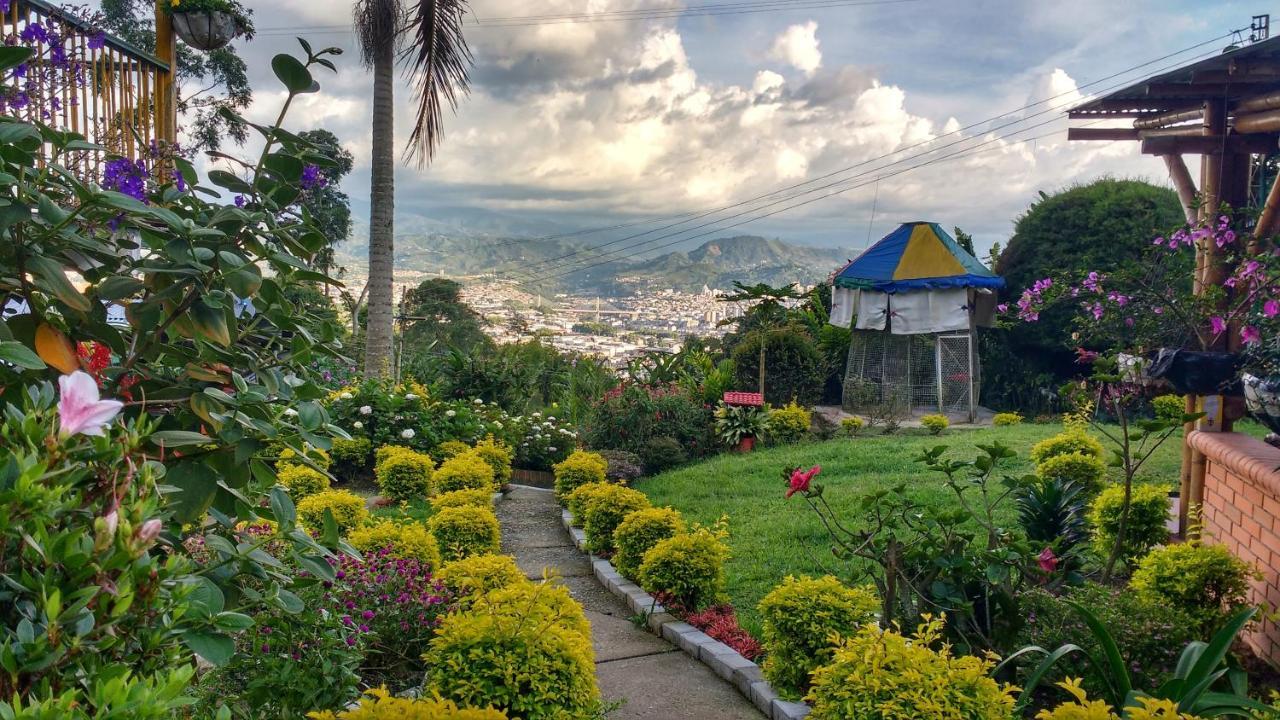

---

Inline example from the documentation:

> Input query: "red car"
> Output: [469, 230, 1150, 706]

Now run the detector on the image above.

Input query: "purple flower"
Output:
[300, 164, 326, 191]
[234, 195, 246, 207]
[1210, 316, 1227, 337]
[88, 31, 106, 50]
[102, 157, 148, 203]
[20, 23, 50, 44]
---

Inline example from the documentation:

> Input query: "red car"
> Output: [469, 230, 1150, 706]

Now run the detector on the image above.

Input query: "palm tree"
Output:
[354, 0, 471, 377]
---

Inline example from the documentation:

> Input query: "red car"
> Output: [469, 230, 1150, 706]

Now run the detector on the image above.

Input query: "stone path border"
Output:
[557, 505, 811, 720]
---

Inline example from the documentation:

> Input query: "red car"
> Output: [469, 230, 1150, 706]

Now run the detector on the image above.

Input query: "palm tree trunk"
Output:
[364, 43, 396, 378]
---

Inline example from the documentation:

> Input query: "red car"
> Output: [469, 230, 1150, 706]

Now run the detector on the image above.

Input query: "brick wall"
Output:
[1188, 431, 1280, 663]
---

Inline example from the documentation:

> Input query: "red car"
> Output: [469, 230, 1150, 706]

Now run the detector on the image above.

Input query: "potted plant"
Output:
[714, 403, 769, 452]
[165, 0, 253, 51]
[1242, 305, 1280, 446]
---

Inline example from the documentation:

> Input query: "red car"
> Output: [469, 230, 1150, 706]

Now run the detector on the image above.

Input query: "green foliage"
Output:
[437, 554, 525, 598]
[731, 328, 825, 406]
[296, 128, 354, 279]
[1036, 451, 1108, 496]
[1152, 395, 1185, 423]
[920, 413, 950, 435]
[310, 688, 509, 719]
[553, 450, 608, 500]
[638, 435, 688, 474]
[330, 436, 373, 480]
[401, 279, 495, 360]
[769, 401, 813, 443]
[993, 412, 1025, 427]
[597, 449, 645, 483]
[714, 402, 770, 446]
[474, 436, 514, 484]
[1017, 478, 1089, 583]
[1130, 542, 1255, 633]
[297, 490, 369, 535]
[1034, 679, 1205, 720]
[1087, 484, 1170, 567]
[1031, 429, 1106, 464]
[278, 464, 332, 500]
[565, 482, 617, 527]
[613, 507, 686, 579]
[432, 488, 494, 510]
[757, 576, 879, 699]
[435, 451, 497, 495]
[583, 384, 715, 460]
[428, 506, 501, 562]
[348, 519, 441, 568]
[581, 485, 651, 554]
[481, 581, 592, 641]
[638, 527, 728, 610]
[806, 617, 1017, 720]
[277, 446, 332, 471]
[840, 416, 864, 436]
[434, 440, 473, 462]
[374, 447, 434, 503]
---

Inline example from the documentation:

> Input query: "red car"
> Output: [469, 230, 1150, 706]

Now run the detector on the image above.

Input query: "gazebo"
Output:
[829, 222, 1004, 423]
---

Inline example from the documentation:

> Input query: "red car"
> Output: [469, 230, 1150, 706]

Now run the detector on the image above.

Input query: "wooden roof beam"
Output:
[1139, 134, 1278, 155]
[1067, 127, 1140, 141]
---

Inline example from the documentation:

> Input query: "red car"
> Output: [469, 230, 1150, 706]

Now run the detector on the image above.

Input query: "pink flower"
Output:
[58, 371, 123, 437]
[1265, 299, 1280, 319]
[1038, 547, 1058, 573]
[785, 465, 821, 498]
[135, 519, 162, 546]
[1242, 326, 1262, 345]
[1210, 316, 1227, 337]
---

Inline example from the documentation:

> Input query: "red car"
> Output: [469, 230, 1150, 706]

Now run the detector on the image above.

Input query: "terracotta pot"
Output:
[734, 436, 755, 453]
[171, 10, 241, 51]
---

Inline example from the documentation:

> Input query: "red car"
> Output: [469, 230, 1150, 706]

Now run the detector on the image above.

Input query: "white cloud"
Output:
[769, 21, 823, 76]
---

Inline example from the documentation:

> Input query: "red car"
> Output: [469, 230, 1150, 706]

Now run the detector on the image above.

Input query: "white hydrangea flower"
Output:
[353, 421, 363, 429]
[359, 405, 373, 415]
[405, 393, 419, 401]
[339, 392, 354, 400]
[493, 421, 503, 429]
[548, 446, 557, 453]
[547, 416, 556, 421]
[474, 398, 484, 405]
[446, 410, 457, 418]
[401, 428, 415, 439]
[283, 408, 298, 417]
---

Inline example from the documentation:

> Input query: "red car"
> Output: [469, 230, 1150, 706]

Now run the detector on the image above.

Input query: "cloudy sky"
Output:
[199, 0, 1260, 261]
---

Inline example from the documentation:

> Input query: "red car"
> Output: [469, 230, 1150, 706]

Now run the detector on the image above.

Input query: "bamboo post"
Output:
[154, 0, 176, 149]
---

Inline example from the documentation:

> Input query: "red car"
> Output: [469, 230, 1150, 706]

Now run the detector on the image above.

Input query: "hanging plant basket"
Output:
[1243, 373, 1280, 444]
[1146, 348, 1243, 396]
[171, 10, 242, 51]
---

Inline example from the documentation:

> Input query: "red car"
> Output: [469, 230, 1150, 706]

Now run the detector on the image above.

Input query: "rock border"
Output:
[559, 508, 810, 720]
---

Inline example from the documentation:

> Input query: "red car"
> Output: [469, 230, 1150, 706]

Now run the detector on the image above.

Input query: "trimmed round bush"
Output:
[565, 482, 616, 527]
[920, 413, 949, 435]
[432, 488, 493, 510]
[422, 606, 599, 719]
[375, 444, 414, 466]
[437, 553, 525, 598]
[992, 412, 1024, 427]
[769, 402, 812, 443]
[374, 447, 434, 503]
[433, 440, 472, 463]
[435, 451, 497, 495]
[429, 505, 501, 562]
[840, 416, 864, 436]
[1088, 484, 1170, 567]
[553, 450, 608, 500]
[758, 575, 880, 699]
[1152, 394, 1185, 422]
[1036, 451, 1108, 496]
[1031, 429, 1105, 464]
[806, 618, 1016, 719]
[331, 436, 374, 479]
[348, 519, 441, 569]
[310, 687, 508, 719]
[613, 507, 686, 579]
[1130, 541, 1255, 632]
[580, 484, 650, 554]
[637, 528, 728, 610]
[473, 436, 514, 485]
[480, 580, 592, 641]
[639, 436, 687, 474]
[277, 464, 330, 500]
[297, 490, 369, 535]
[597, 449, 644, 483]
[277, 446, 331, 470]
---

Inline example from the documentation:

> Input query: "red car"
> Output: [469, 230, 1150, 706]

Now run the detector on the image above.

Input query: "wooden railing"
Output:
[4, 0, 175, 173]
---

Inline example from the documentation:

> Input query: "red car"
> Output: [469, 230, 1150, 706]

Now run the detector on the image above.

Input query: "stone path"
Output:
[496, 485, 764, 720]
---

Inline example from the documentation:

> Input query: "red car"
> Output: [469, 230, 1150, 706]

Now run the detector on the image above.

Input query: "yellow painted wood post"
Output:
[154, 0, 176, 148]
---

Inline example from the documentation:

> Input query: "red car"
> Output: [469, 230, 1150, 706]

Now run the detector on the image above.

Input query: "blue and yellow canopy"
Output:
[833, 222, 1003, 293]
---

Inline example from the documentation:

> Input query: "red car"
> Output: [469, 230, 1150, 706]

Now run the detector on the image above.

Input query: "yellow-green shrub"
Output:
[1130, 541, 1255, 632]
[553, 450, 608, 500]
[1088, 484, 1170, 566]
[1034, 678, 1200, 719]
[992, 412, 1024, 427]
[433, 440, 472, 463]
[581, 485, 650, 554]
[422, 603, 599, 719]
[769, 402, 812, 443]
[613, 507, 686, 579]
[474, 436, 513, 485]
[840, 416, 864, 437]
[375, 445, 414, 466]
[331, 437, 374, 479]
[565, 481, 616, 527]
[920, 414, 949, 435]
[429, 505, 501, 562]
[278, 446, 332, 470]
[478, 581, 591, 641]
[637, 528, 728, 610]
[1031, 429, 1105, 464]
[277, 464, 331, 500]
[1152, 394, 1186, 423]
[805, 617, 1017, 719]
[348, 519, 441, 569]
[758, 575, 879, 699]
[374, 447, 434, 503]
[435, 451, 497, 495]
[308, 687, 508, 719]
[432, 488, 493, 510]
[1037, 451, 1108, 496]
[297, 490, 369, 535]
[437, 554, 525, 598]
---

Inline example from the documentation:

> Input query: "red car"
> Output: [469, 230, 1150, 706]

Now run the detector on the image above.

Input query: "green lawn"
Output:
[637, 422, 1265, 636]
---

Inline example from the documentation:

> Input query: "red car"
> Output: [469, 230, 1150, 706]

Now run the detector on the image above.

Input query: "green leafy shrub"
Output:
[429, 506, 502, 562]
[432, 488, 493, 510]
[473, 436, 514, 485]
[553, 450, 608, 500]
[582, 384, 715, 461]
[297, 490, 369, 535]
[310, 688, 509, 719]
[992, 412, 1024, 427]
[277, 463, 331, 500]
[422, 596, 600, 719]
[580, 484, 651, 554]
[435, 451, 497, 495]
[1130, 542, 1255, 633]
[348, 519, 442, 569]
[638, 527, 728, 610]
[1088, 484, 1170, 566]
[598, 448, 644, 483]
[613, 507, 686, 579]
[758, 575, 879, 699]
[1036, 451, 1108, 496]
[639, 435, 688, 474]
[731, 328, 825, 406]
[840, 416, 864, 436]
[481, 581, 592, 641]
[920, 413, 950, 435]
[331, 436, 374, 480]
[565, 481, 616, 526]
[374, 447, 434, 503]
[806, 617, 1016, 720]
[433, 440, 472, 463]
[1152, 394, 1185, 422]
[437, 554, 526, 598]
[1031, 429, 1105, 464]
[769, 401, 812, 443]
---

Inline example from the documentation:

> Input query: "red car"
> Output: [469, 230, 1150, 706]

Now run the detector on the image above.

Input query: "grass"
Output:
[637, 421, 1266, 636]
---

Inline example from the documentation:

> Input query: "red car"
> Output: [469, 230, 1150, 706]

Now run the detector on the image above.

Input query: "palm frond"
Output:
[352, 0, 402, 68]
[400, 0, 472, 165]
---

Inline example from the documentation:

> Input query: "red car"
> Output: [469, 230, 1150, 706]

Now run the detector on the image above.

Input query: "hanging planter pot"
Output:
[171, 10, 242, 51]
[1242, 373, 1280, 445]
[1146, 348, 1243, 396]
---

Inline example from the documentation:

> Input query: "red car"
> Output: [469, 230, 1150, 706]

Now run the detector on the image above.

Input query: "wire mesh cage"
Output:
[842, 330, 980, 420]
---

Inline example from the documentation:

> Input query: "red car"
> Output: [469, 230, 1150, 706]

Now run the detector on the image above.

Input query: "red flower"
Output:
[1037, 547, 1058, 573]
[785, 465, 821, 498]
